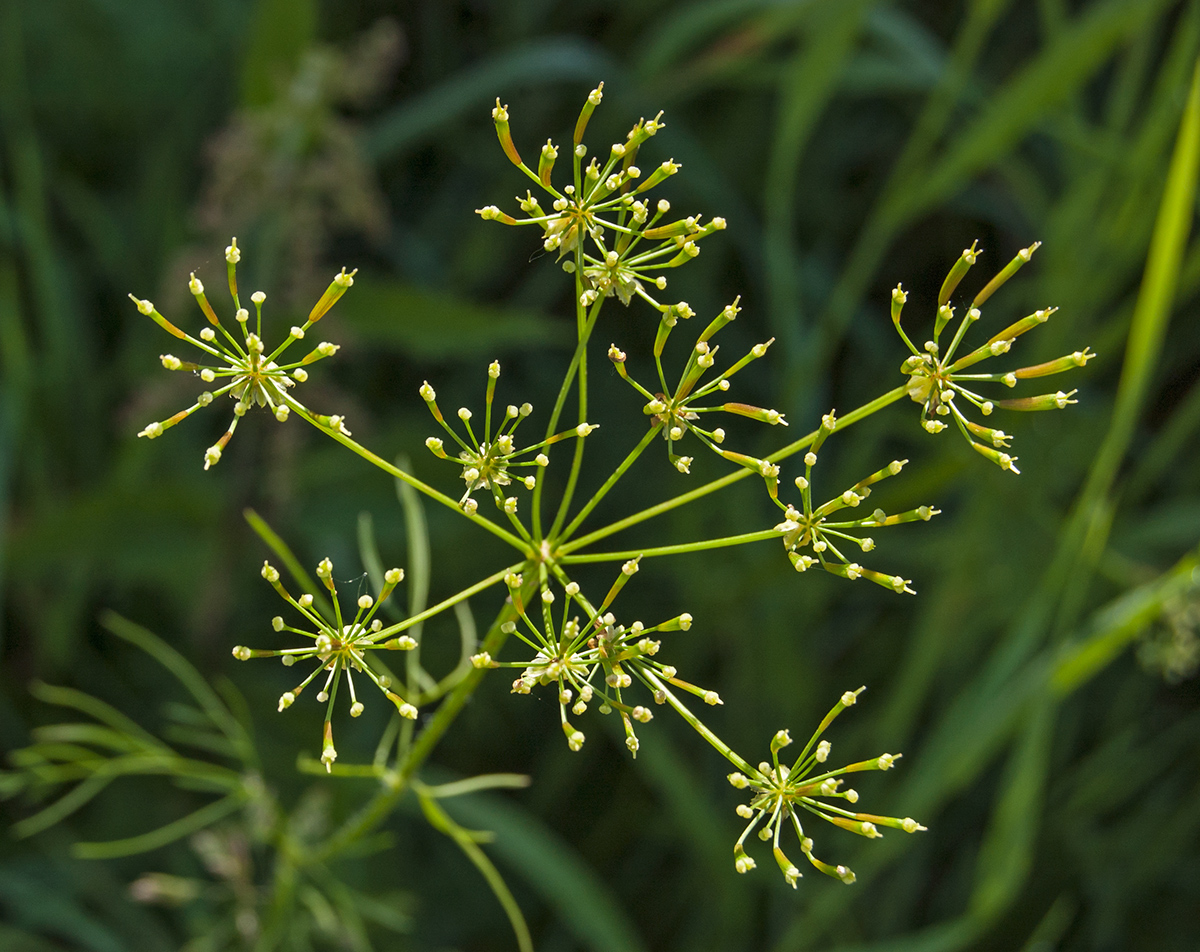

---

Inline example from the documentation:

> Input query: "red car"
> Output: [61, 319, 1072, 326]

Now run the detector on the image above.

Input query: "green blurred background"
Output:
[2, 0, 1199, 949]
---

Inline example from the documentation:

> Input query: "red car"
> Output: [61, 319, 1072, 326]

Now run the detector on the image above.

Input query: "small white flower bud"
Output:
[251, 291, 266, 305]
[277, 692, 295, 712]
[261, 562, 279, 583]
[576, 422, 597, 437]
[815, 740, 831, 762]
[462, 498, 479, 515]
[804, 452, 817, 466]
[457, 407, 472, 421]
[232, 645, 251, 660]
[399, 703, 418, 719]
[188, 273, 203, 296]
[274, 405, 290, 422]
[704, 690, 722, 706]
[736, 804, 754, 819]
[622, 559, 639, 576]
[523, 475, 536, 489]
[504, 496, 518, 514]
[138, 422, 163, 439]
[357, 595, 374, 610]
[350, 702, 364, 717]
[298, 593, 313, 608]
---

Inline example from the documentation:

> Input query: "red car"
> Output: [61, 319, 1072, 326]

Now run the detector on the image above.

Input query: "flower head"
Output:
[477, 87, 724, 310]
[609, 299, 785, 474]
[419, 362, 595, 512]
[478, 565, 701, 756]
[893, 242, 1093, 473]
[231, 559, 417, 769]
[728, 687, 925, 887]
[132, 240, 355, 468]
[769, 411, 936, 592]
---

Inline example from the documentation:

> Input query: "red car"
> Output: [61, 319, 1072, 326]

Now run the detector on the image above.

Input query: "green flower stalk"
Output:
[131, 238, 354, 469]
[471, 564, 708, 757]
[726, 687, 925, 887]
[893, 241, 1094, 473]
[769, 410, 937, 591]
[609, 298, 787, 473]
[232, 558, 419, 770]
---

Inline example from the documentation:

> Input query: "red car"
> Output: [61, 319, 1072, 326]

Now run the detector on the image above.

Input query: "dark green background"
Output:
[2, 0, 1199, 949]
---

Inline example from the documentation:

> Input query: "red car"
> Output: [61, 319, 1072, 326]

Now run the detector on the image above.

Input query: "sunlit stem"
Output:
[291, 403, 530, 555]
[557, 426, 661, 543]
[531, 272, 604, 542]
[640, 669, 756, 774]
[559, 529, 781, 564]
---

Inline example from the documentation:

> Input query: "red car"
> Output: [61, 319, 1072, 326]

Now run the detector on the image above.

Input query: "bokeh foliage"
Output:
[2, 0, 1199, 950]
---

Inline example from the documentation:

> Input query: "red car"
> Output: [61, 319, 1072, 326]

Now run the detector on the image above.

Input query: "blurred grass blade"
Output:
[422, 773, 530, 799]
[968, 698, 1054, 921]
[441, 788, 648, 952]
[73, 790, 246, 860]
[244, 507, 332, 617]
[239, 0, 316, 108]
[367, 40, 614, 162]
[1052, 547, 1200, 694]
[98, 612, 254, 765]
[1044, 55, 1200, 641]
[395, 455, 430, 619]
[764, 0, 875, 412]
[29, 681, 165, 752]
[416, 788, 533, 952]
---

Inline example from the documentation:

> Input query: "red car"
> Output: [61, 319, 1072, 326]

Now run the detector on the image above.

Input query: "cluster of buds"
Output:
[609, 298, 786, 474]
[419, 361, 598, 514]
[894, 241, 1094, 473]
[728, 687, 924, 887]
[131, 238, 354, 469]
[232, 558, 420, 771]
[770, 411, 936, 592]
[476, 85, 725, 310]
[470, 561, 707, 756]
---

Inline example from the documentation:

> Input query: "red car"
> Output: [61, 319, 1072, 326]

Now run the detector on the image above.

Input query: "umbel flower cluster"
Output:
[125, 85, 1093, 893]
[470, 560, 707, 756]
[130, 239, 355, 469]
[233, 558, 418, 771]
[893, 240, 1095, 474]
[728, 688, 925, 886]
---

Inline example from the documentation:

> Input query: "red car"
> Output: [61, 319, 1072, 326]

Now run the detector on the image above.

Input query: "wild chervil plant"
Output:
[10, 85, 1093, 944]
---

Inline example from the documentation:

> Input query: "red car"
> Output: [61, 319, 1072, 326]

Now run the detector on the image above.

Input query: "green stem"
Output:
[548, 338, 589, 540]
[557, 425, 660, 543]
[561, 385, 906, 554]
[641, 669, 755, 774]
[296, 407, 530, 555]
[560, 529, 781, 563]
[532, 291, 605, 543]
[369, 565, 516, 643]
